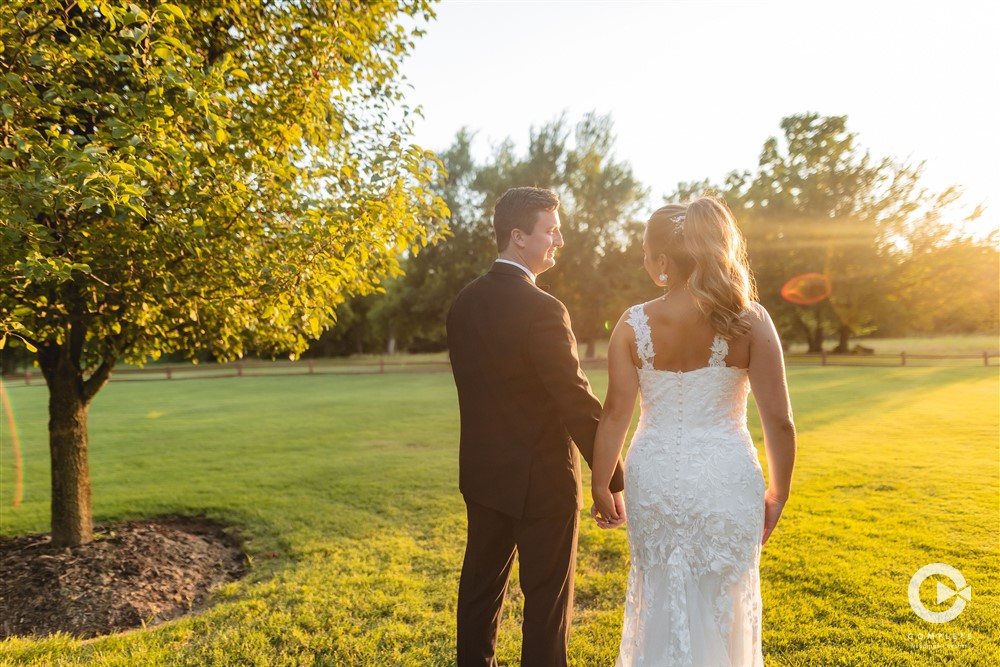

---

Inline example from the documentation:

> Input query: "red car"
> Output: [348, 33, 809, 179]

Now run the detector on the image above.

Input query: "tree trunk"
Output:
[794, 304, 826, 354]
[833, 325, 852, 354]
[40, 349, 93, 548]
[48, 379, 92, 547]
[807, 326, 824, 354]
[38, 333, 114, 548]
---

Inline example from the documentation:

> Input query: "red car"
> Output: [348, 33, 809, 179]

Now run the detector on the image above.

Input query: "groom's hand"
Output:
[591, 489, 626, 529]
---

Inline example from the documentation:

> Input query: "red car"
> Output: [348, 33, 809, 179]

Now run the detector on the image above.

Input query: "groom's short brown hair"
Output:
[493, 187, 560, 252]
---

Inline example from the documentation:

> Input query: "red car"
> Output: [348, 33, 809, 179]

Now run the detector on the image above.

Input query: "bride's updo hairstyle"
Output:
[646, 196, 756, 339]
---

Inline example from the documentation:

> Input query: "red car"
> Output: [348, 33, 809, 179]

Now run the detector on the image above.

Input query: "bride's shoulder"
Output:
[628, 299, 658, 311]
[742, 301, 780, 335]
[621, 301, 649, 321]
[611, 303, 650, 339]
[742, 300, 768, 320]
[621, 300, 662, 326]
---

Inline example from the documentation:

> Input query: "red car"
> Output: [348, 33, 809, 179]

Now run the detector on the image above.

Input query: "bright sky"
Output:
[400, 0, 999, 236]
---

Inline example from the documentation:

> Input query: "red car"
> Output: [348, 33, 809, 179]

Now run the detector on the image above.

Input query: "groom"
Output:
[447, 187, 625, 667]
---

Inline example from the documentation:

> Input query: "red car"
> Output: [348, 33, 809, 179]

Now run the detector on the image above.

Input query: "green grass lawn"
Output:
[0, 366, 997, 666]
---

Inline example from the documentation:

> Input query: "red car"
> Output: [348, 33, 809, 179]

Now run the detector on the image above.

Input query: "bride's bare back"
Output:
[630, 290, 751, 372]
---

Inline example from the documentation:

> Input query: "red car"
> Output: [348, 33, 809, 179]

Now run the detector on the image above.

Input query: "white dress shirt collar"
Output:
[495, 258, 536, 284]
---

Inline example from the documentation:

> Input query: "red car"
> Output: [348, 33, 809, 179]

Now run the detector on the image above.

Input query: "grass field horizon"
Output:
[1, 364, 997, 665]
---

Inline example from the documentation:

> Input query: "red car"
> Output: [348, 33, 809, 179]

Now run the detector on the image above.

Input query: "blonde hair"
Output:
[646, 196, 756, 339]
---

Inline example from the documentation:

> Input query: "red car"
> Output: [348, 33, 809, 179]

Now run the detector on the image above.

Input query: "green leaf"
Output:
[308, 315, 322, 338]
[160, 3, 186, 21]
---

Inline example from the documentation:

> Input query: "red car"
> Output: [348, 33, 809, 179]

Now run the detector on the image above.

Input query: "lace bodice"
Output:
[625, 303, 730, 371]
[616, 303, 764, 667]
[624, 303, 750, 434]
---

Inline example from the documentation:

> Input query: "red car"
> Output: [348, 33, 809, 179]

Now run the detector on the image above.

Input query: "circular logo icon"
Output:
[908, 563, 972, 623]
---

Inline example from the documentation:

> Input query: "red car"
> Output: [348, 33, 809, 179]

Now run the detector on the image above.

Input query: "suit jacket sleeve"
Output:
[527, 297, 625, 493]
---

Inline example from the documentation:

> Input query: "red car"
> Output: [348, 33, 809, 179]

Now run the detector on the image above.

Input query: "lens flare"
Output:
[781, 273, 832, 305]
[0, 377, 23, 508]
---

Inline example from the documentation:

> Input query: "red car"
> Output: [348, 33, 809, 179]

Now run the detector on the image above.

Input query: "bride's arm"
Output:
[746, 303, 796, 544]
[591, 315, 640, 524]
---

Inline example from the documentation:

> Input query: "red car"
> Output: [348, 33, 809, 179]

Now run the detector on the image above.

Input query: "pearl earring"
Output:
[658, 273, 668, 283]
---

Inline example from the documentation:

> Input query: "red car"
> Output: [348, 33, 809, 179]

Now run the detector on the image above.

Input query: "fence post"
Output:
[166, 367, 173, 380]
[901, 352, 906, 366]
[24, 370, 31, 386]
[380, 358, 385, 374]
[821, 350, 827, 366]
[308, 359, 315, 374]
[237, 360, 243, 377]
[985, 351, 990, 367]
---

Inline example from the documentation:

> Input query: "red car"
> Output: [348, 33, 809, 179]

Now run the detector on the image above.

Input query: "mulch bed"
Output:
[0, 516, 248, 640]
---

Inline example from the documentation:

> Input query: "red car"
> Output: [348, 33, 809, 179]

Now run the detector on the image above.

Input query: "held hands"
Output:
[591, 489, 626, 530]
[761, 489, 787, 545]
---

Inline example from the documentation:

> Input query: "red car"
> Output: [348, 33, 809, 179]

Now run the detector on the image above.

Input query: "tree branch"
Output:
[82, 357, 114, 403]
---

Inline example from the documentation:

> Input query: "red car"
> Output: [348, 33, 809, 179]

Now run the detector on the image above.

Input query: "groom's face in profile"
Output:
[518, 209, 564, 276]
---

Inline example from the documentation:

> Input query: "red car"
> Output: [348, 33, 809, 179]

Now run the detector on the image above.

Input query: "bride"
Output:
[591, 196, 796, 666]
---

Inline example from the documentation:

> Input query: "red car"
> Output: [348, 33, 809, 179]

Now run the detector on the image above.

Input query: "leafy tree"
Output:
[549, 114, 647, 357]
[359, 115, 646, 356]
[681, 113, 943, 352]
[886, 201, 999, 335]
[301, 293, 384, 358]
[368, 128, 494, 352]
[474, 114, 647, 357]
[0, 0, 445, 546]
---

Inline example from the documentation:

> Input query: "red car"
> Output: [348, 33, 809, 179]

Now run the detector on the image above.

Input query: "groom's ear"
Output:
[510, 228, 525, 248]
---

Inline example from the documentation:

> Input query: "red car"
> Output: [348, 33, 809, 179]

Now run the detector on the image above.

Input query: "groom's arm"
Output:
[528, 297, 624, 493]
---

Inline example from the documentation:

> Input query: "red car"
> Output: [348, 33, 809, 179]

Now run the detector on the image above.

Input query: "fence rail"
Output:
[784, 351, 999, 368]
[2, 351, 997, 387]
[3, 358, 453, 386]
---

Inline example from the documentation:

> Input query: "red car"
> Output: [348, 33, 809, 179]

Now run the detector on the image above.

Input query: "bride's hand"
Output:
[761, 489, 787, 545]
[591, 486, 616, 526]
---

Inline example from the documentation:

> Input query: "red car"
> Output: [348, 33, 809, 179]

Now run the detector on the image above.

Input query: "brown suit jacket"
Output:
[447, 261, 625, 518]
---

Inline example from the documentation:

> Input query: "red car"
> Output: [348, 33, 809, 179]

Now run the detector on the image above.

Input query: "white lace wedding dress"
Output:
[617, 304, 765, 667]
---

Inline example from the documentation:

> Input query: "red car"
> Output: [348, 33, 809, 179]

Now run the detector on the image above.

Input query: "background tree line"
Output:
[313, 111, 998, 357]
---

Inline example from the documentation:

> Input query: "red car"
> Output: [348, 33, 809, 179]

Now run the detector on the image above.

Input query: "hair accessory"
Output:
[671, 214, 686, 233]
